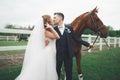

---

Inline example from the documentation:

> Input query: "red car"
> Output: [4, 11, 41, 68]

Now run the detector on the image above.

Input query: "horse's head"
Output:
[71, 7, 108, 38]
[85, 7, 108, 38]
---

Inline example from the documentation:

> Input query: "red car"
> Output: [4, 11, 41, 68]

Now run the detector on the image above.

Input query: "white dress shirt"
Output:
[58, 24, 65, 35]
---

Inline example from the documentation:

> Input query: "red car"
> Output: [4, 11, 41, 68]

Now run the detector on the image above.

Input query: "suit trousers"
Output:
[56, 52, 73, 80]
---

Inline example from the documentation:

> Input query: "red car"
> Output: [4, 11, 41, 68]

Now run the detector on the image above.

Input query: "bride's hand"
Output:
[45, 40, 49, 46]
[45, 23, 53, 30]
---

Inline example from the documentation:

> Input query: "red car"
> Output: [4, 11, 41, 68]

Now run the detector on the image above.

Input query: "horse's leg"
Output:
[75, 50, 83, 80]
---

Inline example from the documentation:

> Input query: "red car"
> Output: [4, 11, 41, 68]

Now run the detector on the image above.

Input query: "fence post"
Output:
[7, 36, 9, 41]
[107, 36, 110, 47]
[114, 37, 117, 48]
[88, 34, 92, 52]
[119, 37, 120, 47]
[99, 38, 102, 51]
[14, 36, 17, 41]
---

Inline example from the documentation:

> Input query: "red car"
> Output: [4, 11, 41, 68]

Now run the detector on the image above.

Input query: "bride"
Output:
[15, 15, 60, 80]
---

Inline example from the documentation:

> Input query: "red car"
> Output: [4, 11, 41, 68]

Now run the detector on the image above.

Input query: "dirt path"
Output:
[0, 53, 24, 69]
[0, 46, 109, 69]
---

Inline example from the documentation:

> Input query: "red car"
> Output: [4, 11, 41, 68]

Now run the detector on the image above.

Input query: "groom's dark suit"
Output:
[54, 24, 90, 80]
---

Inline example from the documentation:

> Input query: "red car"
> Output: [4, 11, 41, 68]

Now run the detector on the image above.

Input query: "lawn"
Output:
[0, 41, 27, 46]
[81, 48, 120, 80]
[0, 50, 25, 54]
[0, 48, 120, 80]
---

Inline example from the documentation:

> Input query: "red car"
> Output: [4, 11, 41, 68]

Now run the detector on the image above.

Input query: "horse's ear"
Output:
[92, 6, 99, 14]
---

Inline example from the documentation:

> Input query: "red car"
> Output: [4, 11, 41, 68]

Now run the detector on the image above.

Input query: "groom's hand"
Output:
[89, 44, 94, 49]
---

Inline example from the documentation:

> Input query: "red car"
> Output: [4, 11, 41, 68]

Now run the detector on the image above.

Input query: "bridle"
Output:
[89, 12, 105, 45]
[89, 12, 105, 34]
[83, 12, 110, 51]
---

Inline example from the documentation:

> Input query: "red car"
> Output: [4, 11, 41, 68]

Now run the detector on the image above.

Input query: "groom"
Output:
[53, 12, 93, 80]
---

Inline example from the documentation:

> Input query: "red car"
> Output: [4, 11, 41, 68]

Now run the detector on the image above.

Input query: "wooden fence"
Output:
[0, 29, 120, 52]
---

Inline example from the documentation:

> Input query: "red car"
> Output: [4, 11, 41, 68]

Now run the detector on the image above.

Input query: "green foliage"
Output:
[83, 29, 95, 35]
[0, 33, 11, 36]
[109, 30, 120, 37]
[115, 30, 120, 37]
[17, 34, 29, 39]
[5, 24, 15, 29]
[106, 25, 120, 37]
[0, 24, 16, 36]
[107, 25, 113, 30]
[109, 30, 117, 37]
[83, 26, 120, 37]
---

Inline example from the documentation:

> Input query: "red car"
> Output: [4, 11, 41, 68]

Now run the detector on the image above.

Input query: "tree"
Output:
[106, 25, 113, 31]
[83, 25, 120, 37]
[106, 25, 120, 37]
[83, 29, 95, 35]
[4, 24, 15, 29]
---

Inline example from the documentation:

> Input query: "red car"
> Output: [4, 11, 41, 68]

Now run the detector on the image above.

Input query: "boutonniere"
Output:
[65, 27, 71, 33]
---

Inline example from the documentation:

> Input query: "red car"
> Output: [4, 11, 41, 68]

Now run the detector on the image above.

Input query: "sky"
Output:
[0, 0, 120, 30]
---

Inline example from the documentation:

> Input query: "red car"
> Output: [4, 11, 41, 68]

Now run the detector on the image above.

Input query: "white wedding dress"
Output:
[15, 17, 58, 80]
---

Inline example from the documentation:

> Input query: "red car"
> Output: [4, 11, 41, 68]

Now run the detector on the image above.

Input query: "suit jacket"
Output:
[54, 25, 90, 57]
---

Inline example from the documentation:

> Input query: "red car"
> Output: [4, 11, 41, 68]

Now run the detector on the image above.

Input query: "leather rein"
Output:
[83, 12, 110, 51]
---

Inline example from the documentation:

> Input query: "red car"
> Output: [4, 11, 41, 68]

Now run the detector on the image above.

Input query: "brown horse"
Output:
[70, 7, 108, 80]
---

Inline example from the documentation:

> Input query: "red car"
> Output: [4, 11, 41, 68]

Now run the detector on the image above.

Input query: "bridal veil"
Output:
[15, 17, 46, 80]
[22, 17, 45, 70]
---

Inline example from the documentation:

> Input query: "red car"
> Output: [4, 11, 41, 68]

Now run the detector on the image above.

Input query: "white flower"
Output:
[65, 27, 71, 33]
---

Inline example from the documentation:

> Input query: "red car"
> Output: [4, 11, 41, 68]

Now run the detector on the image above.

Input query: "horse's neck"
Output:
[71, 21, 86, 37]
[71, 13, 89, 37]
[77, 24, 86, 36]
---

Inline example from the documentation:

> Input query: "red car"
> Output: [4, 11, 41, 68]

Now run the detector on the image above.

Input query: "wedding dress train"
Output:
[15, 17, 58, 80]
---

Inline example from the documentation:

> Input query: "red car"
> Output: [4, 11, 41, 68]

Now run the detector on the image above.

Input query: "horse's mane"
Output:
[69, 12, 90, 35]
[70, 12, 89, 25]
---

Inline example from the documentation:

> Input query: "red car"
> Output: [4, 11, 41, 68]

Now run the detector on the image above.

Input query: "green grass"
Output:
[0, 41, 27, 46]
[0, 48, 120, 80]
[72, 48, 120, 80]
[0, 65, 22, 80]
[0, 50, 25, 54]
[80, 48, 120, 80]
